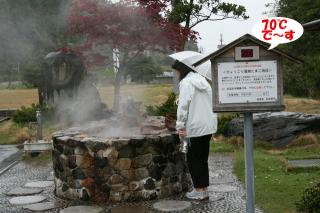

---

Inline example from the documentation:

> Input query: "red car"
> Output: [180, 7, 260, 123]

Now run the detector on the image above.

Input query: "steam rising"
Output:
[0, 0, 70, 64]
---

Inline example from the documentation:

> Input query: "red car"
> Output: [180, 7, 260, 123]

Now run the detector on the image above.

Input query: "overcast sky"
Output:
[194, 0, 274, 53]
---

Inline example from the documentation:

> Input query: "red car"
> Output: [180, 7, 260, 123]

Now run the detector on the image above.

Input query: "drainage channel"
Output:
[0, 146, 23, 176]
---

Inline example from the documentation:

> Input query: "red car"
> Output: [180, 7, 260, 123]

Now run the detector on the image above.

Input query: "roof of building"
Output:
[303, 19, 320, 31]
[193, 33, 302, 67]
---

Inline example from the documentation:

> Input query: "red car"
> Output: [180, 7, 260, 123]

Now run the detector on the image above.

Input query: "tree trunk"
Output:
[181, 0, 194, 50]
[113, 69, 123, 112]
[112, 51, 128, 112]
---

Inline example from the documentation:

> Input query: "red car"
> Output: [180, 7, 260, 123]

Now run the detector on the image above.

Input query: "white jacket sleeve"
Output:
[176, 81, 193, 130]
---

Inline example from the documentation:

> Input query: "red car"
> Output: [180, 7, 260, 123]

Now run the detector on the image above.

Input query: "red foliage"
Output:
[68, 0, 197, 68]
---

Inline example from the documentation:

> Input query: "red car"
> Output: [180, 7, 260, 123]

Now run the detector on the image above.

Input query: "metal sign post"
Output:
[192, 34, 300, 213]
[244, 112, 255, 213]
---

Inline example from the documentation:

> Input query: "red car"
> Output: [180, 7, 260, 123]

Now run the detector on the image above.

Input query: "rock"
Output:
[132, 154, 153, 168]
[75, 146, 86, 155]
[23, 201, 63, 211]
[80, 188, 90, 201]
[6, 187, 43, 196]
[143, 178, 155, 190]
[118, 145, 136, 158]
[111, 184, 128, 192]
[72, 168, 86, 179]
[208, 185, 237, 192]
[148, 164, 163, 181]
[227, 112, 320, 147]
[115, 158, 132, 170]
[111, 205, 145, 213]
[59, 205, 104, 213]
[110, 174, 124, 184]
[93, 157, 109, 168]
[102, 148, 118, 165]
[287, 159, 320, 171]
[162, 163, 176, 177]
[120, 169, 135, 179]
[9, 195, 46, 206]
[24, 181, 54, 188]
[128, 181, 141, 191]
[79, 154, 93, 168]
[135, 168, 149, 180]
[153, 200, 191, 212]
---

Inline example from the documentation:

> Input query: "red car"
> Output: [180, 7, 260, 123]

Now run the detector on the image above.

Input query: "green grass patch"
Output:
[234, 148, 320, 213]
[210, 140, 237, 153]
[22, 151, 52, 163]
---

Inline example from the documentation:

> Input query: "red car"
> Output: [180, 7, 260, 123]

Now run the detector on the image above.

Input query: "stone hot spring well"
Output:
[52, 116, 192, 203]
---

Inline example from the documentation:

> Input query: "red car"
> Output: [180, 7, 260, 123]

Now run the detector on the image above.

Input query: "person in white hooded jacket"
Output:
[173, 60, 217, 200]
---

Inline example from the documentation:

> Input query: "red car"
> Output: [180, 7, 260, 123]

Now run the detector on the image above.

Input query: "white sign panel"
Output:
[217, 60, 278, 104]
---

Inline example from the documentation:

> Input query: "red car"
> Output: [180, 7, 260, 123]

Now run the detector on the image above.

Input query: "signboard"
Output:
[217, 60, 278, 104]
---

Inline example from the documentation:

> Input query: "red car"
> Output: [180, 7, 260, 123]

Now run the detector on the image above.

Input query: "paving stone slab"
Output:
[5, 187, 43, 196]
[288, 159, 320, 168]
[9, 195, 46, 205]
[111, 205, 146, 213]
[25, 181, 54, 188]
[209, 194, 225, 202]
[210, 178, 234, 184]
[208, 185, 237, 193]
[153, 200, 191, 212]
[60, 205, 104, 213]
[23, 201, 64, 211]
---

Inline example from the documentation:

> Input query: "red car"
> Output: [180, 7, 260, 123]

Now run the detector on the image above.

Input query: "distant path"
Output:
[0, 145, 22, 176]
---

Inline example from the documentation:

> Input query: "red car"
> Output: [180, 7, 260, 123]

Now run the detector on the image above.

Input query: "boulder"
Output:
[227, 112, 320, 147]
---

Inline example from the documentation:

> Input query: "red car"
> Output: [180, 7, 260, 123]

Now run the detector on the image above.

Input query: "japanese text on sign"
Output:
[252, 17, 303, 50]
[217, 61, 278, 104]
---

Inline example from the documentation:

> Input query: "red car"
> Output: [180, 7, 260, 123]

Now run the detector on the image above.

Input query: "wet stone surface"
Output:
[153, 200, 191, 212]
[208, 185, 238, 193]
[287, 159, 320, 168]
[0, 154, 264, 212]
[25, 181, 54, 188]
[5, 187, 43, 196]
[23, 201, 64, 211]
[9, 195, 46, 205]
[59, 205, 104, 213]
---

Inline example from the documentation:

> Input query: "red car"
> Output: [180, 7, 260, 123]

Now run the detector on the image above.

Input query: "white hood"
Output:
[176, 72, 217, 137]
[184, 72, 210, 91]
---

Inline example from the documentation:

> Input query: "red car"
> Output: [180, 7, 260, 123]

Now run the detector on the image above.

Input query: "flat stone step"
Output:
[60, 206, 104, 213]
[210, 177, 234, 184]
[25, 181, 54, 188]
[208, 185, 238, 193]
[6, 187, 43, 196]
[9, 195, 46, 206]
[287, 159, 320, 169]
[209, 194, 225, 202]
[153, 200, 191, 212]
[111, 205, 146, 213]
[23, 201, 64, 211]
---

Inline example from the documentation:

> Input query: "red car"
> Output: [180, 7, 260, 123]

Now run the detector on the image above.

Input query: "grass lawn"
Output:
[0, 89, 38, 109]
[0, 86, 319, 114]
[97, 84, 173, 107]
[234, 145, 320, 213]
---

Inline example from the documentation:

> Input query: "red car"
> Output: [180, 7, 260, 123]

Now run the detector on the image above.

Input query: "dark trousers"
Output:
[187, 134, 212, 188]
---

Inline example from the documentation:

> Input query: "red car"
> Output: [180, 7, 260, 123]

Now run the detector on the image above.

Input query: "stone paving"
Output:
[0, 154, 263, 212]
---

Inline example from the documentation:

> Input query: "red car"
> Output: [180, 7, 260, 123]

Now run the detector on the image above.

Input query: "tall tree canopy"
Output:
[270, 0, 320, 98]
[138, 0, 248, 47]
[68, 0, 194, 110]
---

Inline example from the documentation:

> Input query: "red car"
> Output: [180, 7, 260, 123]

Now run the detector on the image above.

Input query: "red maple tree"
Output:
[68, 0, 197, 111]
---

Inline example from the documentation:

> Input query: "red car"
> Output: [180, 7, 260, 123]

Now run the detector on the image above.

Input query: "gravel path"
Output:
[0, 154, 263, 213]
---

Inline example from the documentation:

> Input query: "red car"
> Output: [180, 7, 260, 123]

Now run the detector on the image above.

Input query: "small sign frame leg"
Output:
[244, 112, 255, 213]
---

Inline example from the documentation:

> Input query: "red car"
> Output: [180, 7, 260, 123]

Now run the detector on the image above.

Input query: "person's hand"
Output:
[178, 129, 186, 140]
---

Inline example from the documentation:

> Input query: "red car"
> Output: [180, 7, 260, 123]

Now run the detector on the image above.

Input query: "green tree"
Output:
[127, 55, 163, 83]
[270, 0, 320, 98]
[0, 0, 71, 89]
[167, 0, 249, 48]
